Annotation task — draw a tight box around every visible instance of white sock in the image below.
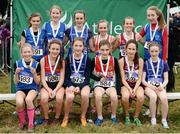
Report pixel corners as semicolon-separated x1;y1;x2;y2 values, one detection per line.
98;115;103;120
162;118;167;122
111;115;116;119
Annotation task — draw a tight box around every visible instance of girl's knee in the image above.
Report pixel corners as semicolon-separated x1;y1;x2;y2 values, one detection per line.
40;97;49;104
56;96;64;103
149;94;157;102
160;96;168;104
81;93;89;100
110;94;118;102
137;94;144;102
121;94;129;102
25;97;34;105
66;94;75;102
95;93;102;100
16;99;24;107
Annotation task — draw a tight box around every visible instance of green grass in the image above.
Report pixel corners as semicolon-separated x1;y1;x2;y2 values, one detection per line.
0;71;180;133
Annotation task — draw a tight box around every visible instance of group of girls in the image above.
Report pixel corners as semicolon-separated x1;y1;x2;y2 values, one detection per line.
14;4;170;132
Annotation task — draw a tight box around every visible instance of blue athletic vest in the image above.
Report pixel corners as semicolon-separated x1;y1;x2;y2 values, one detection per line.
43;21;66;42
144;23;163;60
69;54;87;77
68;26;89;55
24;28;45;61
15;59;39;91
145;59;164;84
43;21;66;54
69;54;87;84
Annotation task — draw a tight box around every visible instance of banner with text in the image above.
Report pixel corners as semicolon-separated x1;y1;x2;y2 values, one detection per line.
12;0;167;92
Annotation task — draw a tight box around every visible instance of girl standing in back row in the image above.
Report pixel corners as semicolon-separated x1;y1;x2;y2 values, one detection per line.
113;16;139;58
63;10;94;55
18;12;45;62
43;5;66;55
137;6;168;61
94;19;115;55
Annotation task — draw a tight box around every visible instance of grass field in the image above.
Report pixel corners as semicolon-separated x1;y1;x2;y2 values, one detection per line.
0;71;180;133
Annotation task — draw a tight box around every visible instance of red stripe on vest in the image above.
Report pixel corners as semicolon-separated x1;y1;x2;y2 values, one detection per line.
95;55;114;77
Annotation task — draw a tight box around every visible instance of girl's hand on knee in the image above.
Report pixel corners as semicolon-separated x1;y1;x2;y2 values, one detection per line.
47;88;53;98
51;90;56;98
157;85;164;92
67;86;75;94
131;90;136;98
150;85;157;92
74;87;80;94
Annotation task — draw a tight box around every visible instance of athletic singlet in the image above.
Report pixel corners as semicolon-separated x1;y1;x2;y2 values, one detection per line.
123;57;139;88
93;55;116;88
119;32;136;58
94;34;113;54
68;25;89;55
43;21;66;54
24;28;45;61
145;59;164;86
69;54;87;84
16;59;39;90
44;55;61;83
144;23;163;60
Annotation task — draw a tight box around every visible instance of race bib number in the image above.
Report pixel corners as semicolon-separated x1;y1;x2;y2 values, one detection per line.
33;48;43;55
144;42;150;49
70;76;85;84
148;80;161;87
19;75;33;84
127;76;136;82
126;73;138;83
120;45;126;56
45;75;59;82
100;80;113;87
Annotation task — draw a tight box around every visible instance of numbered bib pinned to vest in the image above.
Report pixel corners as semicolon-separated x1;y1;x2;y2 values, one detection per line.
120;45;126;56
70;73;85;84
99;80;114;87
148;78;162;87
144;41;150;49
33;48;43;55
19;75;33;84
45;74;60;82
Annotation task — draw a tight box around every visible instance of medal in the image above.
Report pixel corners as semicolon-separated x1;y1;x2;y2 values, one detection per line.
123;32;134;42
74;25;85;38
149;58;160;79
149;58;161;86
48;55;60;75
30;27;40;47
72;53;84;75
125;56;134;79
50;21;61;38
150;23;158;41
99;56;110;77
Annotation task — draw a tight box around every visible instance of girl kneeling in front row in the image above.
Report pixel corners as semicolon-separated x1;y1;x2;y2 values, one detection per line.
142;42;169;128
119;40;144;127
40;39;65;125
91;39;120;126
61;37;91;127
14;44;40;132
